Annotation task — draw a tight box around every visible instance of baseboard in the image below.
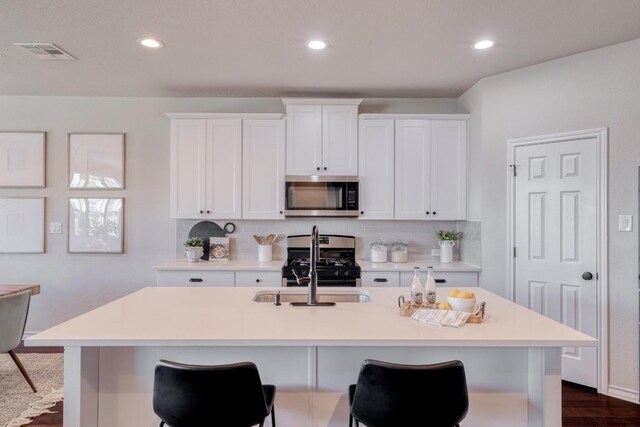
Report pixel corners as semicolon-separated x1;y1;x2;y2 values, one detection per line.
22;331;41;340
607;385;640;404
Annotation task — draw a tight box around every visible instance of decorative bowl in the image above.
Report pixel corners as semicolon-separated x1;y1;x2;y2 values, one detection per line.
447;296;477;313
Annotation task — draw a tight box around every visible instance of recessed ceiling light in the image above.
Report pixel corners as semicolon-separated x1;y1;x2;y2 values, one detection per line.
306;40;327;50
474;40;495;50
138;38;164;49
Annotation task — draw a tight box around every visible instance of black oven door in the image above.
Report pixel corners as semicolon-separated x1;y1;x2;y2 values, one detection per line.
284;279;359;287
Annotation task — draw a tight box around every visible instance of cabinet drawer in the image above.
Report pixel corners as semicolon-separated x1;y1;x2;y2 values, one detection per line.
157;271;235;287
400;271;478;287
235;271;282;287
361;272;400;287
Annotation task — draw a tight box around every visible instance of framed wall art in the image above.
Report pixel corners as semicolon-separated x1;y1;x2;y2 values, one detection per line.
0;197;45;253
69;133;125;189
68;198;124;253
0;132;46;187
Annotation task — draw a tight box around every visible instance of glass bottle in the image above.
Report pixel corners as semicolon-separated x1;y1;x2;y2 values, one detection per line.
424;266;437;307
410;267;423;307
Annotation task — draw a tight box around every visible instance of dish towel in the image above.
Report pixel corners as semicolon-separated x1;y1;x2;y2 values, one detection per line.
411;308;471;328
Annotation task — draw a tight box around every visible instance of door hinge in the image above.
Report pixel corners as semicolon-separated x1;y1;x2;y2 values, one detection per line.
510;164;517;177
596;272;599;280
513;247;516;257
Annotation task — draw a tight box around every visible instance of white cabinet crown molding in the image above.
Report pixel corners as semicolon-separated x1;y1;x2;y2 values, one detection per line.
166;113;285;120
282;98;363;106
359;113;470;120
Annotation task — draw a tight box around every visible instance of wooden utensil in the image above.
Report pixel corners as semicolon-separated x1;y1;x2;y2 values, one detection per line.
253;235;263;245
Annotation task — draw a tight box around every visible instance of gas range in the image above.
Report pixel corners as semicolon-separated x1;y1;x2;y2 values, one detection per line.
282;235;361;287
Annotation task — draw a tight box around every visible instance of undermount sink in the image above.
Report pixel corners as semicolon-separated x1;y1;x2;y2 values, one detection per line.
253;290;372;303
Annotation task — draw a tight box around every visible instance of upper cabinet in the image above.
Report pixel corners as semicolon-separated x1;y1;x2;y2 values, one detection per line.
359;114;468;221
284;99;361;176
242;119;286;220
358;119;395;220
168;113;284;220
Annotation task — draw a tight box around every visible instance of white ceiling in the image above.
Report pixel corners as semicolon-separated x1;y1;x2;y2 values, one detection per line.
1;0;640;98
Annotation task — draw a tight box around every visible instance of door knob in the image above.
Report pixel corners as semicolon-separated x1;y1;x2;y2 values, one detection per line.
582;272;594;280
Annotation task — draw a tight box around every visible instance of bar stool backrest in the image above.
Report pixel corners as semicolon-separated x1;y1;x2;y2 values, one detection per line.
351;359;469;427
153;360;269;427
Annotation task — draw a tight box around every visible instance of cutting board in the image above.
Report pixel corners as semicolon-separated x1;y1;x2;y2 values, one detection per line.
188;221;225;260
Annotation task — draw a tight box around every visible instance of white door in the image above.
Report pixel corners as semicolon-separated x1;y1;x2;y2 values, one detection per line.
430;120;467;220
514;137;598;387
322;105;358;175
358;119;394;220
206;119;242;219
170;119;207;218
242;119;286;220
286;104;322;175
394;120;430;220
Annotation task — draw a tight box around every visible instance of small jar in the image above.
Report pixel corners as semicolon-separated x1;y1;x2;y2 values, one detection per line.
391;240;409;263
370;239;388;263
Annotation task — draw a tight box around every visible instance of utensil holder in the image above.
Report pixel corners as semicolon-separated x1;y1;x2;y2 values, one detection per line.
258;244;273;262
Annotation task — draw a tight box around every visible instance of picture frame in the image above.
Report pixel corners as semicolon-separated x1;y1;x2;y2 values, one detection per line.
68;198;124;254
0;197;45;253
0;131;46;188
69;133;125;189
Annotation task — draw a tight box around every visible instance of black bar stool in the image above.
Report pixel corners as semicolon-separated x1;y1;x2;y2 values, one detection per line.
153;360;276;427
348;359;468;427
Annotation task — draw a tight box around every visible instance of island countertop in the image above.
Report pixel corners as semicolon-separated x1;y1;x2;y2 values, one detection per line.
27;287;596;348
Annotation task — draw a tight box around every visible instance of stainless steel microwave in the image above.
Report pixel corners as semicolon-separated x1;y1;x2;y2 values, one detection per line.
284;176;359;217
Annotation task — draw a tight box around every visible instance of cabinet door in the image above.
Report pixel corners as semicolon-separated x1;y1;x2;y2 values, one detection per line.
394;120;431;220
361;272;400;287
322;105;358;175
235;271;282;287
358;119;394;219
170;119;207;218
430;120;467;220
157;271;235;287
206;119;242;219
242;119;286;220
286;105;322;175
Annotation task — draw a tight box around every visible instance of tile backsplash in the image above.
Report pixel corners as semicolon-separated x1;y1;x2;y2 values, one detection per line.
175;219;479;265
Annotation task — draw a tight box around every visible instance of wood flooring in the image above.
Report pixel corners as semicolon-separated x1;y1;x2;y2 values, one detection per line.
13;344;640;426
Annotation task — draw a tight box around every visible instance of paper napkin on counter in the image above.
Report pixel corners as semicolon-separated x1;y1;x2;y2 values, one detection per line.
411;308;471;328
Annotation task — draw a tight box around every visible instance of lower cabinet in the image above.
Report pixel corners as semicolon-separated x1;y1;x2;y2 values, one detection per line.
156;270;281;287
235;271;282;287
156;271;235;287
399;271;478;287
361;272;401;287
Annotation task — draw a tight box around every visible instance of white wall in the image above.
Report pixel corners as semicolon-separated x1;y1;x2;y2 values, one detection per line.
0;96;458;334
457;39;640;394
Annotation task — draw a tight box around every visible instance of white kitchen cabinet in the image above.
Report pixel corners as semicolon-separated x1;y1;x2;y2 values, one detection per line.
358;119;395;219
393;118;467;220
242;119;286;219
394;120;431;220
235;271;282;287
170;119;207;218
170;118;242;219
156;270;235;287
430;120;467;220
361;272;401;287
284;99;361;176
399;271;478;287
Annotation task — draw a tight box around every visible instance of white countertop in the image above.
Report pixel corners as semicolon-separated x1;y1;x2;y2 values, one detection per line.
154;260;284;271
154;259;481;272
358;260;481;272
27;287;595;348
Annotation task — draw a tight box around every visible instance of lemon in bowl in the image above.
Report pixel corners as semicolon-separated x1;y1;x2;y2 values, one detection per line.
447;290;477;313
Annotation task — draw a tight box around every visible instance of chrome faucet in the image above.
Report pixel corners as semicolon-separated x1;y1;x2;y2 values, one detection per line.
290;225;335;307
308;225;319;304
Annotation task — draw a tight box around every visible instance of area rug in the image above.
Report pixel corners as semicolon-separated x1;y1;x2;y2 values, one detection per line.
0;353;63;427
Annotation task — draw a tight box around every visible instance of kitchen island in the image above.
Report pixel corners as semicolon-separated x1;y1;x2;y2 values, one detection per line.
27;287;596;427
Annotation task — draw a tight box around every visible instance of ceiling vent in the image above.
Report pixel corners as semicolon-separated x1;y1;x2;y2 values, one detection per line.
14;43;76;60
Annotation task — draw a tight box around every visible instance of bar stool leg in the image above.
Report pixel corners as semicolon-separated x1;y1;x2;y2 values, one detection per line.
8;350;37;392
271;405;276;427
